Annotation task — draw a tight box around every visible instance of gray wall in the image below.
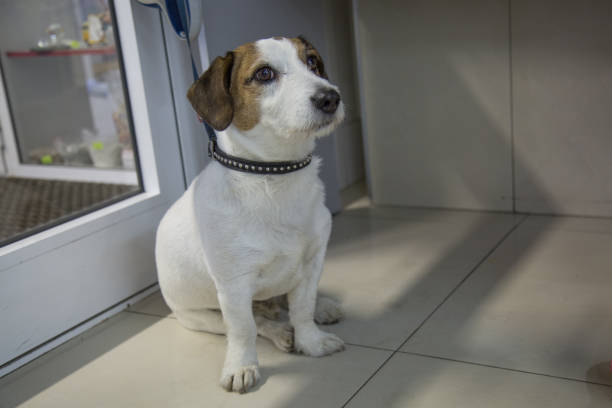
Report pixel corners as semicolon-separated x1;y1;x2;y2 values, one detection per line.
355;0;612;217
200;0;365;212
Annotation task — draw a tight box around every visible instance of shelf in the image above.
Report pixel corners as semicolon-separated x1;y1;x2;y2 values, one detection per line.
6;47;116;58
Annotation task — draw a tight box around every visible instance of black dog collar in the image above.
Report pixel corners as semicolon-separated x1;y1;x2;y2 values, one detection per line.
208;139;313;175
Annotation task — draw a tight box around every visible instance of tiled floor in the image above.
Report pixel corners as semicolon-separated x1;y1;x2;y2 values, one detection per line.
2;203;612;407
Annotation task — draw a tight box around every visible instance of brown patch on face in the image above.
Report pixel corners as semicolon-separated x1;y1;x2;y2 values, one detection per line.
290;36;328;79
186;42;264;131
229;42;264;131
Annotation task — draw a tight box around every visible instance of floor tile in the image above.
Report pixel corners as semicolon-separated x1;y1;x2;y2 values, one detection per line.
318;209;522;349
0;312;390;408
346;353;612;408
403;216;612;385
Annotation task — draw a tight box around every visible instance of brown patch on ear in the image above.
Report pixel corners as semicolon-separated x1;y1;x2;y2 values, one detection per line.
228;43;263;131
187;52;234;130
296;35;313;49
291;36;328;79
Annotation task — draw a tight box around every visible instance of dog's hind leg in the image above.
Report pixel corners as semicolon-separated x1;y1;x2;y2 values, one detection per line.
175;308;227;334
257;294;343;325
254;314;294;352
314;296;343;325
174;308;294;353
252;298;284;320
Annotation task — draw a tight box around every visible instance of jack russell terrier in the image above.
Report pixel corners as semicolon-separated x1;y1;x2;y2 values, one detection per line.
155;36;346;393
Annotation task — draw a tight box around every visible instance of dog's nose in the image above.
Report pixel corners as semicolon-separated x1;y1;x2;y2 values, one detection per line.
311;88;341;114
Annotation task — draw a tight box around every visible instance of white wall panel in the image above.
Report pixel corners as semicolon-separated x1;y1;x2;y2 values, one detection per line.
512;0;612;216
354;0;513;210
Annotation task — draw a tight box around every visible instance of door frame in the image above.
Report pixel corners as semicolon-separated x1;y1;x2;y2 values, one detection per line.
0;1;187;377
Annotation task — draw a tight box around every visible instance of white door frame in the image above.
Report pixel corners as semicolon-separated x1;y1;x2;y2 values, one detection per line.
0;2;188;376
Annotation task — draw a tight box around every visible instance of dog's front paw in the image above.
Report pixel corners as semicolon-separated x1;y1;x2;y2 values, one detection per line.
294;327;345;357
220;365;260;393
315;296;343;325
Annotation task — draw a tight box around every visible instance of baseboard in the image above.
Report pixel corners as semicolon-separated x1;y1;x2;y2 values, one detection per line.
0;283;160;379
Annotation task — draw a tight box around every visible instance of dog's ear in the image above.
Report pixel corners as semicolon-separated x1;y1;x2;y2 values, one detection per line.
187;51;234;130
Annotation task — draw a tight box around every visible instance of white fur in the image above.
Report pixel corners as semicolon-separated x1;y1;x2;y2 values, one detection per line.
155;38;345;393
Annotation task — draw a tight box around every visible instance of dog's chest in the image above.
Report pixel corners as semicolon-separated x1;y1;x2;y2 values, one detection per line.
197;165;329;296
250;208;323;299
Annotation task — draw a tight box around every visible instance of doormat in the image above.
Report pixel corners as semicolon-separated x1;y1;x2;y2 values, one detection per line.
0;176;138;245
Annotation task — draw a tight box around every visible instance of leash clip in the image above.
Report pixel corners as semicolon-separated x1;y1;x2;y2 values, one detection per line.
208;139;217;157
207;139;215;158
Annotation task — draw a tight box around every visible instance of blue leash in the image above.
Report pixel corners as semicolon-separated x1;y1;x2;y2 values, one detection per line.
140;0;217;155
173;0;218;154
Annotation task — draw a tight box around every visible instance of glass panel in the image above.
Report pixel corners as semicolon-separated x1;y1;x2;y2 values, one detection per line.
0;0;142;246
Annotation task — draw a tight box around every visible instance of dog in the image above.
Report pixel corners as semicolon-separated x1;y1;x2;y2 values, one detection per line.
155;36;346;393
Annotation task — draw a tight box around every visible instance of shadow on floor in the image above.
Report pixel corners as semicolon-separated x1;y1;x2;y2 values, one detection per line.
0;312;160;407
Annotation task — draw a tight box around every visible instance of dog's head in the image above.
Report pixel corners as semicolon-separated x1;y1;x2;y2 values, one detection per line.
187;36;344;140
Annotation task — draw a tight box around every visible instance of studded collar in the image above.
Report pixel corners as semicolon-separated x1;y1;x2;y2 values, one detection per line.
208;139;313;175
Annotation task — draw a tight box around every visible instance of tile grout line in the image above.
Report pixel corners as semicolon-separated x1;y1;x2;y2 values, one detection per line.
397;350;612;389
339;347;401;408
395;214;528;351
340;214;529;407
345;342;395;352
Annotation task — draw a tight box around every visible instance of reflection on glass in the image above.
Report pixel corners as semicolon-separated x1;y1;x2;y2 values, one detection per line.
0;0;141;246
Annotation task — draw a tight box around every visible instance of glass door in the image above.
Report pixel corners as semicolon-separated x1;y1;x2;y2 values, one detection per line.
0;0;187;375
0;0;141;246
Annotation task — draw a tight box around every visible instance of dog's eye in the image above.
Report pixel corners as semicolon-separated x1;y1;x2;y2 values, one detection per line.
254;66;275;82
306;56;318;73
